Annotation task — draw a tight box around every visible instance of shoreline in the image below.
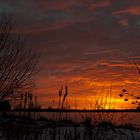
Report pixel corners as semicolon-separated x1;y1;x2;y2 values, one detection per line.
5;108;140;112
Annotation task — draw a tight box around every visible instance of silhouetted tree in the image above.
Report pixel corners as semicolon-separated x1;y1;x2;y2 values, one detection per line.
0;13;39;102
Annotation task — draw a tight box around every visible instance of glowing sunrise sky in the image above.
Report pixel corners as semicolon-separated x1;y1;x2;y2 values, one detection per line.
1;0;140;109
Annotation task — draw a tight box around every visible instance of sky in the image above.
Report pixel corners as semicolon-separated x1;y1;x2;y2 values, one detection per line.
1;0;140;109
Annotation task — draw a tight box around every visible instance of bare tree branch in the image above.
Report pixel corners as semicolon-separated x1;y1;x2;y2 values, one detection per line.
0;14;40;102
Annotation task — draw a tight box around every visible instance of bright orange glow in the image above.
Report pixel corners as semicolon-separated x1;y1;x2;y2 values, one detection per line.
35;65;140;110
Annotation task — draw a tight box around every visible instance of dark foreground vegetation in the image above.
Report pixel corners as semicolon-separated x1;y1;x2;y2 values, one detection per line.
13;108;140;112
0;111;139;140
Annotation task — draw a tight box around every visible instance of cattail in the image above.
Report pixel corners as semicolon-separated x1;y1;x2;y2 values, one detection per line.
66;85;68;95
59;86;63;97
63;85;68;102
59;85;68;120
59;89;61;97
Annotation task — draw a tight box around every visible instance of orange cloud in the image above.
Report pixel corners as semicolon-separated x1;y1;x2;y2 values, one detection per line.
34;60;140;110
88;0;111;11
114;6;140;15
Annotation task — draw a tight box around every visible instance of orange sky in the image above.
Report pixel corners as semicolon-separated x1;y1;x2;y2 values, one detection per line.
34;62;140;109
2;0;140;109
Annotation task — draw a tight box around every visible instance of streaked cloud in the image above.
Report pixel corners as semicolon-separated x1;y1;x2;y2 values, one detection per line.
0;0;140;109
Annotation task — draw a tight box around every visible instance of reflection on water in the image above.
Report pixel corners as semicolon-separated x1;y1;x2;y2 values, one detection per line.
41;112;140;126
3;111;140;128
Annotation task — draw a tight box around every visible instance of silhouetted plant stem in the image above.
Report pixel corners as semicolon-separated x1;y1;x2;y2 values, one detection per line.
59;85;68;121
75;96;77;123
